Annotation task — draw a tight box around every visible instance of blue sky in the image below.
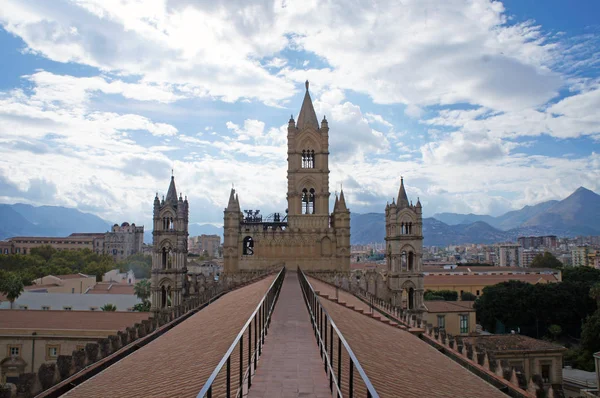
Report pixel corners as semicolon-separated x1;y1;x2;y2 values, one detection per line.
0;0;599;229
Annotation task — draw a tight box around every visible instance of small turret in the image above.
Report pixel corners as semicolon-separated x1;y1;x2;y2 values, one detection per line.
166;175;178;206
226;188;237;211
416;197;422;214
321;115;328;131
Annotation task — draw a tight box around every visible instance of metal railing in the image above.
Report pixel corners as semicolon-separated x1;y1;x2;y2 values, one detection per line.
298;267;379;398
197;266;286;398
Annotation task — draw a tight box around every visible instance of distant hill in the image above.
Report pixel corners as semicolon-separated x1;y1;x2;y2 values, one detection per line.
522;187;600;234
0;203;113;241
352;187;600;246
432;200;558;230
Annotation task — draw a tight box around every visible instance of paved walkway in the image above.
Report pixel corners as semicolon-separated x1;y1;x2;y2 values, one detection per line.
248;272;332;398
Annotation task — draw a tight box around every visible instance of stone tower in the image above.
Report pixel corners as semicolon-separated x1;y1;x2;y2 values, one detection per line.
385;178;425;315
150;175;189;314
223;187;242;273
222;81;350;272
286;81;330;230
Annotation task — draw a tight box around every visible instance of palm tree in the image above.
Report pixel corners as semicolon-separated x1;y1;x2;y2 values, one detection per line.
134;280;151;303
0;273;24;309
101;303;117;311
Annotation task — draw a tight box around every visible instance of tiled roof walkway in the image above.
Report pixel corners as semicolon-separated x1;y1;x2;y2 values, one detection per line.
247;271;331;398
62;275;276;398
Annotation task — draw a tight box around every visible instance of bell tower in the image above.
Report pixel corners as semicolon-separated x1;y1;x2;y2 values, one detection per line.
150;175;189;314
286;81;330;229
385;178;425;315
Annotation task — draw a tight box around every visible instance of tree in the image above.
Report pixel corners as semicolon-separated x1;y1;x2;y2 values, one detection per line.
590;282;600;307
530;251;563;269
134;280;151;303
547;324;562;341
101;303;117;311
424;290;458;301
132;301;151;312
29;245;56;262
0;272;25;309
461;291;477;301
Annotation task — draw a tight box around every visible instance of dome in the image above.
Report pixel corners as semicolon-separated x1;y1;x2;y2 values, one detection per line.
121;222;130;227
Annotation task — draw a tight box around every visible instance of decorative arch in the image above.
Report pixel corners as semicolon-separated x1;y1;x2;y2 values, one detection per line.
296;131;322;152
321;236;332;256
401;280;416;290
242;236;254;255
296;176;318;194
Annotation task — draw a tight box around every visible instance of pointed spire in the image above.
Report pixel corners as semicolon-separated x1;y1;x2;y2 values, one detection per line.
334;194;339;212
226;188;237;211
397;177;409;207
166;175;178;205
338;189;348;211
296;80;319;130
416;197;422;208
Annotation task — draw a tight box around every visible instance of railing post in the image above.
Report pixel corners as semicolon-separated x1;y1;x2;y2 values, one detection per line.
337;336;342;397
349;359;354;398
329;324;334;392
226;357;230;398
248;321;252;390
254;313;258;369
239;334;243;391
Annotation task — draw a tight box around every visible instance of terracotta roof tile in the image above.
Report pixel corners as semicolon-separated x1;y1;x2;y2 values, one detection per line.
424;300;475;313
425;274;558;286
63;275;276;398
318;296;507;397
86;283;135;295
0;310;149;331
56;273;92;280
462;335;566;353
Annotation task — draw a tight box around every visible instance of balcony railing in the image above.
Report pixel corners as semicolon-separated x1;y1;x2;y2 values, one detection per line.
197;266;286;398
297;267;379;398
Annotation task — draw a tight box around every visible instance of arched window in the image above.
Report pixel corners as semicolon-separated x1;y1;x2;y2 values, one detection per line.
408;252;414;271
301;149;315;168
161;247;167;269
242;236;254;255
309;188;315;214
401;251;407;271
161;286;167;308
408;287;415;310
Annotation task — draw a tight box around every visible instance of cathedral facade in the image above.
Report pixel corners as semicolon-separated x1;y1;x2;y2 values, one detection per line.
385;178;425;313
150;176;189;314
223;82;350;272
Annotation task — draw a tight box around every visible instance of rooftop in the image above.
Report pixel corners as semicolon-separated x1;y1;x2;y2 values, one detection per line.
316;288;507;397
424;300;475;313
462;335;566;353
62;275;276;398
86;283;135;295
0;309;149;332
0;292;141;311
425;273;559;285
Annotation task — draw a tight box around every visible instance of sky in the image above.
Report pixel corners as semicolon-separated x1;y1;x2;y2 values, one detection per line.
0;0;599;229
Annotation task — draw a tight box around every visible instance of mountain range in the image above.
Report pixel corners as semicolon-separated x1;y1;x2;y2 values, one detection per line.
1;186;599;247
352;187;600;246
0;203;222;243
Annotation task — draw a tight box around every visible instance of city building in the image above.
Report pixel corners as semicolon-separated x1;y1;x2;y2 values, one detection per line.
423;300;476;336
0;310;149;384
187;260;222;279
424;273;560;298
5;224;144;261
498;243;522;267
223;82;350;272
150;175;189;314
188;234;221;257
572;245;590;267
0;292;141;311
589;250;600;269
85;283;136;295
518;235;557;249
520;249;544;268
102;269;136;284
462;335;566;390
7;234;104;254
28;274;97;294
98;222;144;261
0;240;14;255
